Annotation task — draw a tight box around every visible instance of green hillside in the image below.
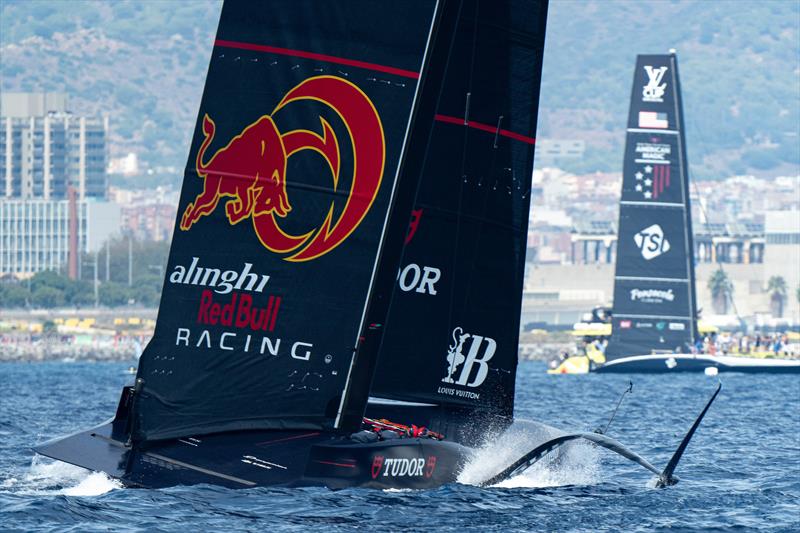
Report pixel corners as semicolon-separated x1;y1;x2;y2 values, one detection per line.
540;0;800;178
1;0;798;183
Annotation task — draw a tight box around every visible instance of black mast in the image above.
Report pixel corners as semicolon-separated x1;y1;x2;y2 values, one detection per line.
671;52;700;345
334;0;461;431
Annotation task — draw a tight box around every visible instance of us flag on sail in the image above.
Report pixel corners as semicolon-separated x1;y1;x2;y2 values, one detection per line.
649;164;670;199
634;163;671;200
638;111;668;129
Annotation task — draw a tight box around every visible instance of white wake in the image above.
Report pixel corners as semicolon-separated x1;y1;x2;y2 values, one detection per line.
458;419;602;488
3;455;122;496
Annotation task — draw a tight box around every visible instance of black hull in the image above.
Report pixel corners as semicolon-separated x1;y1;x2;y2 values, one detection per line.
594;354;800;374
33;389;469;490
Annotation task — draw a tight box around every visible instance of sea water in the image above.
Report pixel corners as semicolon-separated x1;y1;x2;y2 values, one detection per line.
1;361;798;532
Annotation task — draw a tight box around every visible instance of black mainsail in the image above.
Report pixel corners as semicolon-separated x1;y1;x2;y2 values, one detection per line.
366;1;549;439
132;0;440;441
606;53;699;360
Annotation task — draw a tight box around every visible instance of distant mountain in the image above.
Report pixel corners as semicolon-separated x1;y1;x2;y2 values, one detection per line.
540;0;800;178
0;0;222;185
1;0;798;185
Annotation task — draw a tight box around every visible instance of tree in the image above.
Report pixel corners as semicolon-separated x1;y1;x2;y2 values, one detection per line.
31;286;65;308
99;282;132;307
708;269;733;314
766;276;787;318
0;283;29;308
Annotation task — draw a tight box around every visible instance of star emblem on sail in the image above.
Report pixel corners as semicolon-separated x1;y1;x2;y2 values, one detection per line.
633;163;670;200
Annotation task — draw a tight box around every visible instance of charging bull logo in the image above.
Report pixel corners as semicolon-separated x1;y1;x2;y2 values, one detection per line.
180;76;386;262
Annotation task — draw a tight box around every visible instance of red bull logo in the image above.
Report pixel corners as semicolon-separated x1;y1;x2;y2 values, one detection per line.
180;75;385;262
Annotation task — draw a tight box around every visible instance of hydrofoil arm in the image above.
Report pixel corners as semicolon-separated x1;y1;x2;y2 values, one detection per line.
480;383;721;488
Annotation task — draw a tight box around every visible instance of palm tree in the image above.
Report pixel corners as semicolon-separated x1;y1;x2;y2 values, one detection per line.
708;268;733;314
766;276;787;318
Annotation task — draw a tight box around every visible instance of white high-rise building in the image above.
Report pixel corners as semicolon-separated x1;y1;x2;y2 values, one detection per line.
0;92;108;200
0;92;119;277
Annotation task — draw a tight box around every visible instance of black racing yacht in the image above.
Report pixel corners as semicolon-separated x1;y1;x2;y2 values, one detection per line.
36;1;719;489
552;52;800;374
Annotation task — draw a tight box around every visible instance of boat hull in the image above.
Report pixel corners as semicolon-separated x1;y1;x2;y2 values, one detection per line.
594;354;800;374
33;389;470;489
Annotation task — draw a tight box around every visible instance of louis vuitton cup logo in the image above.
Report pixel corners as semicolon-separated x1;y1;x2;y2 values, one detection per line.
443;327;496;388
642;65;668;103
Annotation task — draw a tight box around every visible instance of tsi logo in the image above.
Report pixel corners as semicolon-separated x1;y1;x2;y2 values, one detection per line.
642;65;668;102
634;224;670;260
443;327;496;387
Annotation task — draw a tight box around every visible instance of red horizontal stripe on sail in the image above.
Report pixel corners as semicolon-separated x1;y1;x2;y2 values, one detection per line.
434;114;536;145
215;39;420;79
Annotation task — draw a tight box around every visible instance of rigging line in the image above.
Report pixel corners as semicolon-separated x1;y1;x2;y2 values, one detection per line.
684;101;743;323
445;0;480;350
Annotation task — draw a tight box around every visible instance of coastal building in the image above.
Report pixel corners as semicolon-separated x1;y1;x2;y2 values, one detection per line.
109;186;179;242
565;220;766;266
0;92;120;278
0;198;120;276
0;92;108;200
764;210;800;320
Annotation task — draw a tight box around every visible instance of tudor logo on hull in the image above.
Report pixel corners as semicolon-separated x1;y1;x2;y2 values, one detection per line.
370;456;437;479
180;76;386;262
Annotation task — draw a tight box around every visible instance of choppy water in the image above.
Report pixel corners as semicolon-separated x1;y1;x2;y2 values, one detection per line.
1;361;798;532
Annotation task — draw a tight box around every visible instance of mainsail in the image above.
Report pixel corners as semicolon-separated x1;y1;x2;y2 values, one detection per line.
365;0;549;433
606;53;698;359
132;0;440;441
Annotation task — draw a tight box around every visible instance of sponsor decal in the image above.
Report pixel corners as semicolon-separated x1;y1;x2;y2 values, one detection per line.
372;456;433;479
425;456;437;478
638;111;669;129
633;224;670;260
620;320;632;329
656;321;666;331
669;322;686;331
634;141;671;163
665;357;677;369
635;322;653;329
175;327;314;360
441;327;496;390
633;162;671;200
169;257;269;294
397;263;441;295
197;290;281;331
241;455;286;470
642;65;668;102
405;208;424;244
180;76;386;262
629;288;674;303
371;455;384;479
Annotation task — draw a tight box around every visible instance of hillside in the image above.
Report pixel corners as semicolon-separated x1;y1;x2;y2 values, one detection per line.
1;0;798;183
540;0;800;178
